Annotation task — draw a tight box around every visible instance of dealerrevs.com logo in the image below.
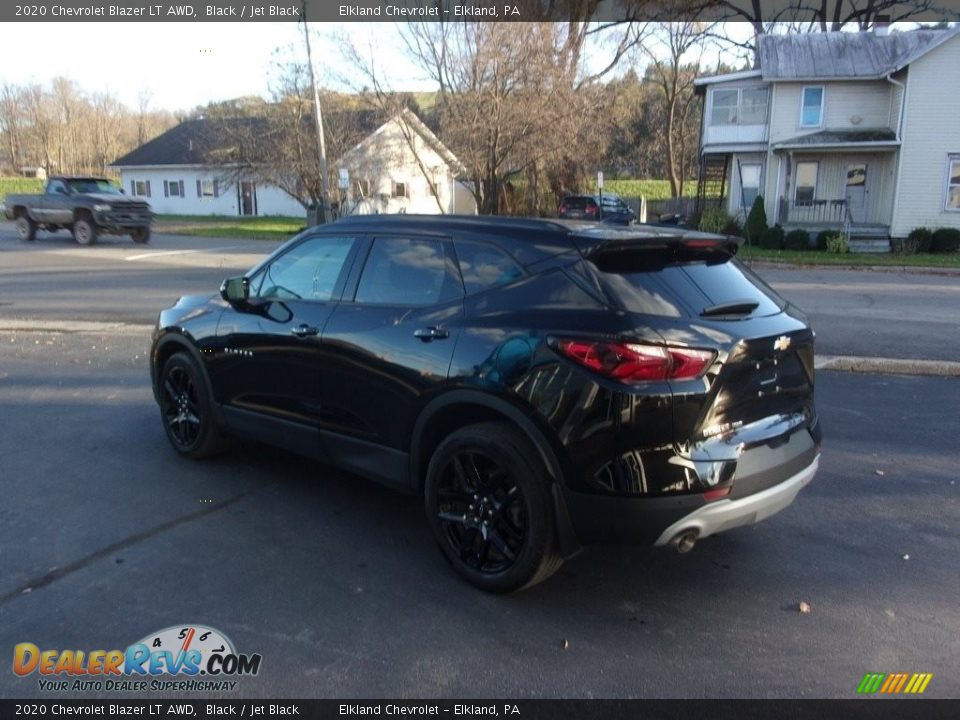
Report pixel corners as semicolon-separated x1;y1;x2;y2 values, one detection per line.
13;625;261;693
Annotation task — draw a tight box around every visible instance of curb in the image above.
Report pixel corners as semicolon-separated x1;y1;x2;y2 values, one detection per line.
815;355;960;378
745;261;960;277
0;320;154;335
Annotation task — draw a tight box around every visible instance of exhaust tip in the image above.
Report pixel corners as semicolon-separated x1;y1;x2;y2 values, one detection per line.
674;530;698;553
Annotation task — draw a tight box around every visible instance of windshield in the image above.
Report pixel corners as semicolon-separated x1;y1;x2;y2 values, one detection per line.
65;178;122;195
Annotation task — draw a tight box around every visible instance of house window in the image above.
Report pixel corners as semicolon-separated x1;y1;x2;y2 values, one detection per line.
164;179;184;198
710;87;768;126
946;156;960;211
801;87;824;127
197;179;218;199
794;161;818;205
710;89;739;126
132;180;151;198
739;163;762;208
391;181;408;199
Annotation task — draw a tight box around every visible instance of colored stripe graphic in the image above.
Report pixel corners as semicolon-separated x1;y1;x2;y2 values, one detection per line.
857;673;886;694
858;673;932;694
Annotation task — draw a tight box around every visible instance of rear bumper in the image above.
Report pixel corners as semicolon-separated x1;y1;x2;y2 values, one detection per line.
653;454;819;546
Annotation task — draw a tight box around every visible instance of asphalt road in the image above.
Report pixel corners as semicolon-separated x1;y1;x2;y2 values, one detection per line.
1;221;958;361
0;223;958;699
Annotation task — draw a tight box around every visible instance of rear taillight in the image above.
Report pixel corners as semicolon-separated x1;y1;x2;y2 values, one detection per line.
585;205;598;216
555;339;715;382
558;203;567;215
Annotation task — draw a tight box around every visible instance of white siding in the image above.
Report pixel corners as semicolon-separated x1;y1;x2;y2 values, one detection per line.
769;81;893;143
890;34;960;237
338;118;477;216
118;167;304;217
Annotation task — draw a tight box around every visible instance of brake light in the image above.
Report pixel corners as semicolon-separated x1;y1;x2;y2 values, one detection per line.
585;205;598;216
558;203;567;215
555;339;715;382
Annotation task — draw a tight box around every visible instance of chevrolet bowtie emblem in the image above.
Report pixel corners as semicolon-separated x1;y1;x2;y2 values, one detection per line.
774;335;792;352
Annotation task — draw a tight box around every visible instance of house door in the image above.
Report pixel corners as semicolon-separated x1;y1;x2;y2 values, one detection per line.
845;163;868;223
239;181;258;216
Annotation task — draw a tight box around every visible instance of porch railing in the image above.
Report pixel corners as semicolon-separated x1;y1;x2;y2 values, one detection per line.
778;198;848;226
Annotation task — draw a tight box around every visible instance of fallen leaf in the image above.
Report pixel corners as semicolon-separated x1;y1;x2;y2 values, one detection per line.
562;639;570;650
798;601;812;614
875;469;885;476
902;554;910;561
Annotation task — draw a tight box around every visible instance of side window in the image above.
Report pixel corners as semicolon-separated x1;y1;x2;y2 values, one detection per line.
454;239;525;294
47;181;67;195
355;237;461;306
255;236;355;301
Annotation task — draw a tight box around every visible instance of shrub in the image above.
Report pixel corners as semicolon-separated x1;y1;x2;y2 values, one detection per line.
906;227;933;253
825;232;849;254
930;227;960;253
722;217;743;236
698;207;732;234
815;229;839;251
760;225;785;250
744;195;769;243
784;229;811;251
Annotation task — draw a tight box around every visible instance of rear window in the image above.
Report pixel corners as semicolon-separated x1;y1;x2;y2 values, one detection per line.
586;254;784;318
563;197;594;209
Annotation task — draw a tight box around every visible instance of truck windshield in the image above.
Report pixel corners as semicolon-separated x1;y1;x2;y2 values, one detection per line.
65;179;122;194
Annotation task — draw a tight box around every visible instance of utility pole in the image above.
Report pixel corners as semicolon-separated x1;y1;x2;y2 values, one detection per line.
301;0;332;223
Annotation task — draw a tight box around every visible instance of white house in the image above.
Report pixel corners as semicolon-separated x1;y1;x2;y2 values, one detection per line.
110;110;476;218
694;26;960;241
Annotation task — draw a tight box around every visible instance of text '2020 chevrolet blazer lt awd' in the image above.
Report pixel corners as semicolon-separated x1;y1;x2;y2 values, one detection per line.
151;215;821;592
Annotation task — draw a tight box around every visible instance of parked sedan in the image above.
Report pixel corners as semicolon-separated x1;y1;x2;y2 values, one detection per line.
151;215;820;592
558;194;636;224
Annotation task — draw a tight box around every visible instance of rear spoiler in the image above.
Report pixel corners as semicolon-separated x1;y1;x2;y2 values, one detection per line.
574;227;743;261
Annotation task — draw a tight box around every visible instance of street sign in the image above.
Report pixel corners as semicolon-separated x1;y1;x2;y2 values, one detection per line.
597;171;604;190
338;167;350;190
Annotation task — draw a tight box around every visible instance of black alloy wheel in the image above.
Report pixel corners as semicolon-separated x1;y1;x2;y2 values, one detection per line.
159;353;224;459
425;422;561;592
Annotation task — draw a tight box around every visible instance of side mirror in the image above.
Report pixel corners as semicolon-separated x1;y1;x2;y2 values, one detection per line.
220;276;249;304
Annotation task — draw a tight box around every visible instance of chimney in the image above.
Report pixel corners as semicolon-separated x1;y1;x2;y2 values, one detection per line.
874;15;891;36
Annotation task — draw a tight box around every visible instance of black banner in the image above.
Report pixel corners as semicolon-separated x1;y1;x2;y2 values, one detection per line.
2;0;960;23
2;700;960;720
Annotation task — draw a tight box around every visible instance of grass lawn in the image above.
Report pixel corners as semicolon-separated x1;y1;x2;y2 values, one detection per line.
738;245;960;269
154;214;306;241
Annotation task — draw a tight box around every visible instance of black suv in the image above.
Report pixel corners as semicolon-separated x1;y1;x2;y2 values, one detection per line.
151;215;820;592
558;194;636;224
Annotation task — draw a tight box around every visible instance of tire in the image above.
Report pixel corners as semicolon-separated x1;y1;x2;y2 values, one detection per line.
73;217;98;245
131;227;151;244
425;421;562;593
158;352;226;459
15;213;37;242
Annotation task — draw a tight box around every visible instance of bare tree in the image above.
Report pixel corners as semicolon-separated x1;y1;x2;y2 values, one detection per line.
637;23;715;198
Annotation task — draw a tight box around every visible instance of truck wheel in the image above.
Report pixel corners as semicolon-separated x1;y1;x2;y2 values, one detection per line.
131;227;151;244
15;214;37;242
73;217;98;246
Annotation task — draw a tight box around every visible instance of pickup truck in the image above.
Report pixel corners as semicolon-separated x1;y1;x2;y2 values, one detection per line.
4;176;153;245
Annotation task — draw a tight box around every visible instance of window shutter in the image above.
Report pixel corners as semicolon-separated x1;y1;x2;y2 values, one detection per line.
197;180;202;198
130;180;135;195
179;180;185;198
146;180;151;198
164;181;169;198
213;180;219;198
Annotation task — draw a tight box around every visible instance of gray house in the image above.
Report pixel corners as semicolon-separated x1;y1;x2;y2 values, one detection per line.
694;26;960;242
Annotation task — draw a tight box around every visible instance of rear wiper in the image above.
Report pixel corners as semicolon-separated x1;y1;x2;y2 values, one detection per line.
700;300;760;317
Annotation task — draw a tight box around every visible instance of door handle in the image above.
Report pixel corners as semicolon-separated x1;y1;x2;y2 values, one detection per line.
291;323;319;338
413;326;449;342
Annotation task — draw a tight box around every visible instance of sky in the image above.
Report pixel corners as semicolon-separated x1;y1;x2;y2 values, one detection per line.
0;22;761;114
0;22;434;112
